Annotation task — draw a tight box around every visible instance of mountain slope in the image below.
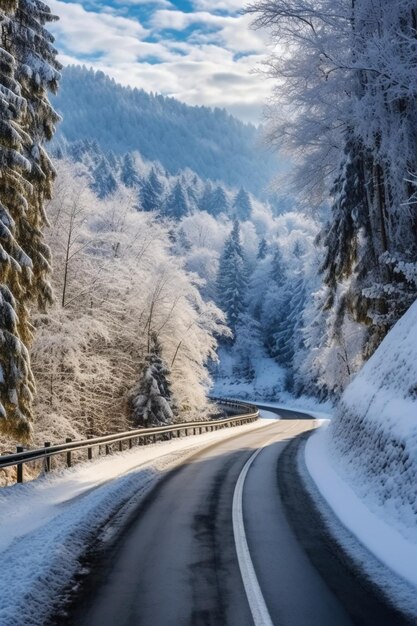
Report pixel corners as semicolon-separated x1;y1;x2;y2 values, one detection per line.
52;66;279;196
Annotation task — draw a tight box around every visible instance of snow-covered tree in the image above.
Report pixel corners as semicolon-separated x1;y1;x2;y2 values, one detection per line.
208;185;229;216
129;333;174;427
232;314;262;381
92;157;118;199
163;180;189;219
257;237;268;260
140;167;164;213
120;152;140;188
250;0;417;362
233;188;252;221
31;160;228;441
217;220;247;334
0;0;60;439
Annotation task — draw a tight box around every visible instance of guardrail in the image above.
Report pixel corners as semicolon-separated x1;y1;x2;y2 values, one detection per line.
0;398;259;484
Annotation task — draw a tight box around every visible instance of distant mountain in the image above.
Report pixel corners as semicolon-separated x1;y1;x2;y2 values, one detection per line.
52;66;280;196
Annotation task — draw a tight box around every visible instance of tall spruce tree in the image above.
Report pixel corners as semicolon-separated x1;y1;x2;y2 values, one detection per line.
162;180;189;219
233;188;252;221
120;152;140;188
209;185;229;216
217;220;247;334
257;237;268;260
92;157;118;199
0;0;60;438
140;167;163;213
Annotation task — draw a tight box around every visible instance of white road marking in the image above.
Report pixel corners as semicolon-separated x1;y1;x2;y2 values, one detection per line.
232;442;275;626
232;422;300;626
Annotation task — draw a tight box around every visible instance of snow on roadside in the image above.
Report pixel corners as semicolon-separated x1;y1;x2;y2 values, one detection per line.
220;396;332;420
256;398;332;420
0;418;273;626
304;425;417;617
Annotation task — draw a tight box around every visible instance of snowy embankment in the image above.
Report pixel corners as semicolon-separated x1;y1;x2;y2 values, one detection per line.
0;414;274;626
304;300;417;615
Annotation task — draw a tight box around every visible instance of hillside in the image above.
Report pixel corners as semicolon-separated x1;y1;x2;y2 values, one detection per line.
326;300;417;542
52;66;280;196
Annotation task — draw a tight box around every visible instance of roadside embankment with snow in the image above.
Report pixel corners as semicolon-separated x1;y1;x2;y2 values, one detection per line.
305;425;417;617
0;415;275;626
303;300;417;615
327;300;417;544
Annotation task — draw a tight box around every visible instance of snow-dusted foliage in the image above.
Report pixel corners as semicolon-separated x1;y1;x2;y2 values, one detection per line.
31;160;228;442
0;0;60;439
52;65;280;196
250;0;417;370
326;300;417;542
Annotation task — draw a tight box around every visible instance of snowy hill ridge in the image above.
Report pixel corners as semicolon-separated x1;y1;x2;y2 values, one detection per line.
52;66;280;196
327;300;417;541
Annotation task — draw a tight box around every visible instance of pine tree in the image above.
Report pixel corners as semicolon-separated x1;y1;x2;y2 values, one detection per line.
217;220;247;334
233;313;262;381
272;273;306;371
129;333;174;427
257;237;268;260
0;0;61;438
270;246;286;287
162;180;189;220
107;150;120;175
209;185;229;216
233;188;252;221
140;167;163;213
120;152;140;188
91;157;118;199
199;181;214;212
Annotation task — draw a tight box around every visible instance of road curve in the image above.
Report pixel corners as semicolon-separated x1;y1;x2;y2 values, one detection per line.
66;409;353;626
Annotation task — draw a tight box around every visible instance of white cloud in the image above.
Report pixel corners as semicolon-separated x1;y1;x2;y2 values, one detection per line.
191;0;245;12
49;0;272;123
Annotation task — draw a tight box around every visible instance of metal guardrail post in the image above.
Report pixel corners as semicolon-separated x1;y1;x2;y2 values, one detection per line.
66;439;72;467
16;447;24;483
44;442;51;472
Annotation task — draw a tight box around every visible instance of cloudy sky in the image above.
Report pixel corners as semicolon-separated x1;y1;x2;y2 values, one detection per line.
48;0;272;124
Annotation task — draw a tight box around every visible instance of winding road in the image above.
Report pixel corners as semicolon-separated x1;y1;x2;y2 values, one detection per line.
65;407;357;626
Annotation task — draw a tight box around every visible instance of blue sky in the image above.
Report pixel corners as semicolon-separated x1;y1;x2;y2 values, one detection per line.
48;0;272;123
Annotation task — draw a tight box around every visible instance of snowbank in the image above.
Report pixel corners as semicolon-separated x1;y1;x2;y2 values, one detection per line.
306;425;417;596
324;298;417;545
0;418;272;625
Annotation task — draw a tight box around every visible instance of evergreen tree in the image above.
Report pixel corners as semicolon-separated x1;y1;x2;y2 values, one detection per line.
129;333;174;427
107;150;120;175
217;220;247;334
233;188;252;220
233;314;262;381
120;152;140;188
162;180;189;220
91;157;118;199
199;181;214;212
140;167;163;213
272;273;306;371
0;0;61;438
270;246;286;287
257;237;268;260
209;185;229;216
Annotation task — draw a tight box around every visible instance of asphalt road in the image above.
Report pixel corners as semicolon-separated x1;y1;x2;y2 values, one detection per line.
67;408;355;626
